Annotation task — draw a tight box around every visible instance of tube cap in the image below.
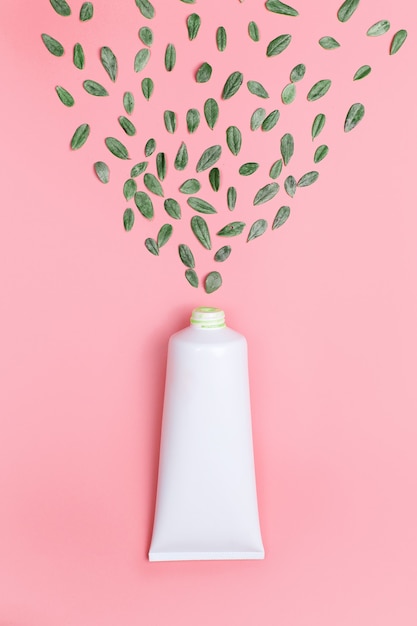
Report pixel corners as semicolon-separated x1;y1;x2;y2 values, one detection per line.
190;307;226;329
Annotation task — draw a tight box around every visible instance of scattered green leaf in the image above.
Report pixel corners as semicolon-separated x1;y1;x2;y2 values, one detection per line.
248;21;260;42
101;46;117;81
214;246;231;262
205;271;222;294
41;34;64;56
217;222;245;237
307;79;331;101
145;238;159;255
227;187;237;211
187;13;201;40
353;65;371;80
319;36;340;49
135;191;154;219
262;109;280;131
80;2;93;21
178;244;195;268
196;62;212;83
165;43;176;71
253;182;279;205
141;77;154;100
222;71;243;99
144;172;164;196
123;178;137;200
123;91;134;114
156;152;167;181
83;79;108;96
247;219;268;241
187;197;217;214
204;98;219;129
209;167;220;191
139;26;153;46
187;108;200;133
284;175;296;197
251;108;266;130
164;110;177;133
164;198;181;219
185;269;198;288
94;161;109;183
123;208;135;231
239;162;259;176
312;113;326;139
281;83;296;104
130;161;148;177
50;0;71;16
298;171;319;187
226;126;242;156
118;116;136;136
180;178;201;194
216;26;227;51
269;159;282;179
266;34;292;57
145;138;156;156
135;0;155;20
55;85;74;106
314;144;329;163
134;48;150;72
290;63;306;82
73;43;85;69
272;205;290;229
390;29;407;55
247;80;269;98
157;224;173;248
196;145;222;172
70;123;90;150
337;0;360;22
105;137;129;159
280;133;294;165
344;102;365;131
191;215;211;249
174;142;189;170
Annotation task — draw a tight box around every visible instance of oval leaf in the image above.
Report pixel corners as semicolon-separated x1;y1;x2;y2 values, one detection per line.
185;269;198;288
83;80;108;96
139;26;153;46
204;98;219;129
180;178;201;194
344;102;365;132
157;224;173;248
41;34;64;57
297;171;319;187
281;83;296;104
118;116;136;136
205;271;222;294
290;63;306;82
307;79;331;101
123;178;137;200
70;123;90;150
165;43;176;71
105;137;129;159
239;162;259;176
266;34;292;57
248;21;260;42
55;85;74;107
191;215;211;249
390;29;407;55
164;110;177;133
272;205;290;229
227;187;237;211
319;36;341;49
226;126;242;156
187;108;200;133
214;246;232;262
196;145;222;172
284;175;297;197
94;161;109;184
123;91;134;114
50;0;71;16
145;138;156;156
80;2;93;21
353;65;371;80
337;0;360;23
123;208;135;232
187;14;201;40
217;222;245;237
209;167;220;191
251;108;266;130
156;152;167;181
216;26;227;51
100;46;117;81
269;159;283;179
164;198;181;220
247;80;269;98
73;43;85;69
144;172;164;196
131;161;148;177
247;219;268;241
145;238;159;256
312;113;326;139
135;0;155;19
314;144;329;163
135;191;154;219
134;48;150;72
253;182;279;205
262;110;280;131
174;142;188;171
178;244;195;268
141;77;154;100
280;133;294;165
187;197;217;214
222;71;243;100
265;0;298;16
196;62;212;83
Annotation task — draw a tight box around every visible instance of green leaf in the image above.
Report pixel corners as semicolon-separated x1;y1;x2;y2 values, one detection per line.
204;98;219;129
134;48;150;72
187;197;217;214
174;142;189;170
41;34;64;57
239;162;259;176
130;161;148;177
227;187;237;211
337;0;360;23
216;26;227;51
307;79;331;101
247;80;269;98
178;244;195;268
196;145;222;172
251;108;266;130
123;178;137;200
100;46;117;81
180;0;196;3
314;144;329;163
262;110;280;131
144;172;164;197
253;182;279;205
94;161;109;183
280;133;294;165
139;26;153;46
180;179;201;194
222;71;243;99
226;126;242;156
284;175;296;197
80;2;93;21
191;215;211;249
269;159;282;179
214;246;231;262
319;36;341;49
312;113;326;139
135;0;155;19
205;271;222;294
118;116;136;136
123;91;134;114
247;219;268;241
105;137;129;159
145;138;156;156
145;238;159;256
390;29;407;55
70;123;90;150
196;62;212;83
272;205;290;229
281;83;296;104
353;65;371;80
141;77;154;100
187;14;201;40
50;0;71;16
164;110;177;133
164;198;181;220
165;43;176;71
266;34;292;57
298;171;319;187
290;63;306;82
156;152;167;181
157;224;173;248
185;269;198;288
217;222;245;237
187;108;200;133
55;85;74;107
73;43;84;69
209;167;220;191
83;80;108;96
344;102;365;132
265;0;299;16
135;191;154;219
248;21;260;42
123;208;135;232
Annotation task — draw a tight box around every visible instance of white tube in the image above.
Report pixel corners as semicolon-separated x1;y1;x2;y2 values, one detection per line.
149;307;264;562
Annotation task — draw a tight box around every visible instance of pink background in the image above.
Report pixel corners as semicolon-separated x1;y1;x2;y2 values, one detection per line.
1;0;416;623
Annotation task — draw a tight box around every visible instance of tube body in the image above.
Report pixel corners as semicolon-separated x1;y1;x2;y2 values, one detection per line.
149;312;264;561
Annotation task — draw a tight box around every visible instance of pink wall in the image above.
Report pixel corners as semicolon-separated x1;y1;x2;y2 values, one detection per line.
1;0;416;623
